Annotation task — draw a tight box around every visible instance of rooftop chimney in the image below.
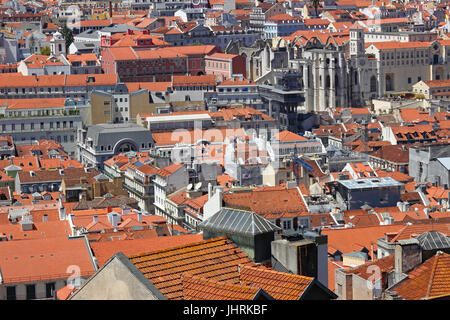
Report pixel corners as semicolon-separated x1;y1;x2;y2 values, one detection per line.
208;182;212;200
394;239;422;280
93;215;98;223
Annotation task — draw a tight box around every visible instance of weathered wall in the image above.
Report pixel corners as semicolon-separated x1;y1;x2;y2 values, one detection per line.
70;257;160;300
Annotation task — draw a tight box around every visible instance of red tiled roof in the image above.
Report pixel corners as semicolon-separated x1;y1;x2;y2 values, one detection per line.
156;163;183;177
172;75;216;86
275;130;308;142
56;285;77;300
0;220;71;241
400;109;435;124
0;237;95;284
375;169;414;183
393;252;450;300
239;265;313;300
89;234;203;267
342;254;395;280
328;260;344;292
369;144;409;164
128;236;257;300
182;274;261;300
222;186;307;219
217;173;236;187
367;41;431;50
322;224;406;254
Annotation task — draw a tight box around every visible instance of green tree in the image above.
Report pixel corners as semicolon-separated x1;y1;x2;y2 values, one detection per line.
61;24;74;51
40;46;51;56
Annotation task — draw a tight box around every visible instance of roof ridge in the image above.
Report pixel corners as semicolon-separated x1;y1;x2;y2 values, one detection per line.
239;264;313;281
128;236;229;259
425;252;445;298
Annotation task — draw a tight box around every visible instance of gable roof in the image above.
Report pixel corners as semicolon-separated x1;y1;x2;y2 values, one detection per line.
392;251;450;300
239;265;314;300
127;236;257;300
322;224;406;255
89;234;203;267
222;186;308;219
181;273;265;300
340;254;395;280
0;237;95;284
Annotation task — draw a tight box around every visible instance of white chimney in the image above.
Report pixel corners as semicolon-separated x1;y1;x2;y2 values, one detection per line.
137;212;142;223
107;212;120;227
58;202;66;220
208;183;212;199
93;215;98;223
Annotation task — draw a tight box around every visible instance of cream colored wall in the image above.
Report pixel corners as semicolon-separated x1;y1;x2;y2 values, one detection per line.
342;255;366;268
129;91;159;122
90;93;113;125
262;164;276;186
70;257;160;300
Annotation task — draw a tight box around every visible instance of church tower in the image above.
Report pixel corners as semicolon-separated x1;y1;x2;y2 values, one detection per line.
50;31;66;57
349;26;365;58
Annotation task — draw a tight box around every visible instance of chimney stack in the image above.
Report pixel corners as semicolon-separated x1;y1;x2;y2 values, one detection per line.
109;0;113;18
93;215;98;223
394;239;421;280
208;183;212;200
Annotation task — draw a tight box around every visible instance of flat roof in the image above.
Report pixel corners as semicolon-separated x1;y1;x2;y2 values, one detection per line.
338;177;403;190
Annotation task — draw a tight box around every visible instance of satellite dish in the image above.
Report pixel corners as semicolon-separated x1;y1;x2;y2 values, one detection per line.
186;184;193;191
194;182;202;190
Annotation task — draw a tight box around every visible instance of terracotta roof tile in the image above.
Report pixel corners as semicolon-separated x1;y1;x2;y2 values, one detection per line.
128;236;256;300
390;222;450;242
89;234;203;267
322;224;405;255
0;237;95;284
393;252;450;300
341;254;395;280
222;186;307;219
182;274;261;300
239;265;313;300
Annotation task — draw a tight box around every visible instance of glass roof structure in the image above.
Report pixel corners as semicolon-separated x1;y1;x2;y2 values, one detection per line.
198;207;281;236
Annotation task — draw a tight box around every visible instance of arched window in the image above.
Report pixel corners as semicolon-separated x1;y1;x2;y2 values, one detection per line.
385;74;394;91
370;76;377;93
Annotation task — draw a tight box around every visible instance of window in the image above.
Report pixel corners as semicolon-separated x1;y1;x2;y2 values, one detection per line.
46;282;56;298
26;284;36;300
6;286;16;300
